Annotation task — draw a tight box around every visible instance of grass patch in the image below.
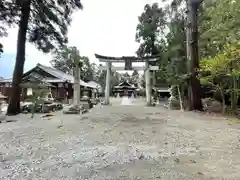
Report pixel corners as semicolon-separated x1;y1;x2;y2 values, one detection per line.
227;118;240;125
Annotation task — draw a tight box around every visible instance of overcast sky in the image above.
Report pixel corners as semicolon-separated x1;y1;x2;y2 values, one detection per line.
1;0;165;71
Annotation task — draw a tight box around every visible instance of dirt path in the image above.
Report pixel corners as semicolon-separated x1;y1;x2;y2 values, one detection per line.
0;98;239;179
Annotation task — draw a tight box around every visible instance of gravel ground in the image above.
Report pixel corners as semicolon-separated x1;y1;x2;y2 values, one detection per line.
0;98;240;180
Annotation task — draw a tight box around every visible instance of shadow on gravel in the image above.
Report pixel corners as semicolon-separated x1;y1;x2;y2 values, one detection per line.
120;115;166;126
0;119;18;123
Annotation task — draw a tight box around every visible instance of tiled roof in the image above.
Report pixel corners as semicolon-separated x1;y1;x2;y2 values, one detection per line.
117;81;134;87
0;64;97;89
87;81;101;89
36;63;92;88
0;78;12;83
44;79;66;83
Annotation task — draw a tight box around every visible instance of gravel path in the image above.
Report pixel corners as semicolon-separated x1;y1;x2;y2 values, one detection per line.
121;96;132;105
0;98;240;180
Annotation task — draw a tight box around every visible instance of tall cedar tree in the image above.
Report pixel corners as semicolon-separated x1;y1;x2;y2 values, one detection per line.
170;0;203;110
6;0;83;115
186;0;203;110
136;3;166;90
135;3;166;57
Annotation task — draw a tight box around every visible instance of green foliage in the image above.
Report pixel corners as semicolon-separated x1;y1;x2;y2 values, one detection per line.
28;0;83;52
25;89;48;102
200;44;240;75
51;46;77;74
0;1;17;56
95;67;106;89
111;71;120;90
198;0;240;112
200;0;240;57
93;69;121;92
166;58;186;84
1;0;83;52
135;3;166;56
51;46;95;82
132;70;139;78
80;56;94;82
156;10;187;87
200;44;240;110
131;70;140;86
135;1;188;89
5;0;83;115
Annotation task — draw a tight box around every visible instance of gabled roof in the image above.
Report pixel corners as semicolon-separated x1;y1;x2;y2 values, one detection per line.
118;81;134;87
33;64;93;88
114;81;137;89
0;78;12;83
21;74;55;88
0;64;97;89
87;81;102;89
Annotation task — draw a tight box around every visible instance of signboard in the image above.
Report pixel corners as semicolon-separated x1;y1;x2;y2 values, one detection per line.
149;66;159;71
124;60;132;70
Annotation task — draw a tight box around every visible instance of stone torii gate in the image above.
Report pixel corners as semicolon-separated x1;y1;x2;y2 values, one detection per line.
95;54;159;106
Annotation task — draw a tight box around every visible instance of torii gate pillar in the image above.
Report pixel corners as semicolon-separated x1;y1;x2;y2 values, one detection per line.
104;61;111;105
145;61;152;106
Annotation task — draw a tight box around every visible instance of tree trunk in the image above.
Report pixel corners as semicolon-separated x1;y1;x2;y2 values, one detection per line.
186;0;203;111
7;1;31;115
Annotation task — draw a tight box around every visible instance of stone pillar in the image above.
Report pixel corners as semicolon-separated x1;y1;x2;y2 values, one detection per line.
145;61;151;106
73;65;80;106
91;89;95;99
104;62;111;105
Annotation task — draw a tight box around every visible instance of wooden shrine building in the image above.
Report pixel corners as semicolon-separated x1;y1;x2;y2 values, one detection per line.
113;81;137;97
0;63;97;102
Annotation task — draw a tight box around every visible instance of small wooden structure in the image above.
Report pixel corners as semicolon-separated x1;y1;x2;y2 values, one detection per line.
95;54;159;105
113;81;137;97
